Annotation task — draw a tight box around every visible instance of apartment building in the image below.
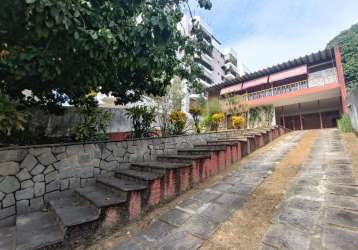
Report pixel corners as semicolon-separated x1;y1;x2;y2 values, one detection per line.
206;47;348;130
179;15;248;111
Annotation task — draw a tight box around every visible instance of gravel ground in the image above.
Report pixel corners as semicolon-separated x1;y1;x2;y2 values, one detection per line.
341;132;358;180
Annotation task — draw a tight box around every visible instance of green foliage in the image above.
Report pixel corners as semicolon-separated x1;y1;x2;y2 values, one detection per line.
337;114;353;133
0;0;211;110
248;106;273;128
200;97;223;131
169;111;187;135
126;106;156;139
327;23;358;91
210;112;225;131
74;95;111;141
224;93;249;115
152;77;185;137
189;107;202;133
0;94;28;137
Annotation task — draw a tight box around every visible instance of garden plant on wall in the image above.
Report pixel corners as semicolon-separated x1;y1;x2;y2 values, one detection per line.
248;105;274;128
201;97;225;131
224;93;249;129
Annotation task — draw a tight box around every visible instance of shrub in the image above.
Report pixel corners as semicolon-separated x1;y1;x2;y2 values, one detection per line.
232;115;246;129
169;111;187;135
337;114;353;133
189;107;202;133
74;95;112;141
0;94;28;137
126;106;156;139
211;112;225;131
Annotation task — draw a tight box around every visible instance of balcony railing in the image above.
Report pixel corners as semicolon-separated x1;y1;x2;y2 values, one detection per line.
246;80;309;101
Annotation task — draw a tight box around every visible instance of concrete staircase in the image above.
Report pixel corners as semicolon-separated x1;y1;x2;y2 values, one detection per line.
0;127;286;250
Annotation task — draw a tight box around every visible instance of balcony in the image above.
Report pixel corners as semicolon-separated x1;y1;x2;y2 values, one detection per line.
199;78;212;88
224;73;236;81
201;53;213;64
200;64;213;79
246;80;309;101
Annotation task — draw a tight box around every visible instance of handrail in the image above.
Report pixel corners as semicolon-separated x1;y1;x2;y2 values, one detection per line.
245;80;309;101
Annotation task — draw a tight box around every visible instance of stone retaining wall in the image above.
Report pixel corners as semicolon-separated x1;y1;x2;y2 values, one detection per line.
0;128;285;227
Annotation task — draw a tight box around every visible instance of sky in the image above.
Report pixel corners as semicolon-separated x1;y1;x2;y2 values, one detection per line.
188;0;358;72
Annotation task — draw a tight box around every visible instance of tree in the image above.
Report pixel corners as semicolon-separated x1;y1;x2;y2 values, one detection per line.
327;23;358;91
152;76;185;136
0;0;212;111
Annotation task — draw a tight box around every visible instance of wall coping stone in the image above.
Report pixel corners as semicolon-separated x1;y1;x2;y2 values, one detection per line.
0;126;281;152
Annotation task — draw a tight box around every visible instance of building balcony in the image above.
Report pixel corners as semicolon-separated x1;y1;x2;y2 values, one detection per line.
224;72;236;81
224;62;238;72
199;78;212;88
201;53;213;64
246;80;309;101
239;80;341;108
200;64;213;79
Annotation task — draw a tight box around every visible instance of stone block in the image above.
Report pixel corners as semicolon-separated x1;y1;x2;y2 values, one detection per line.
21;180;34;189
52;146;65;155
29;147;51;157
66;145;84;156
58;167;75;179
180;215;220;239
262;223;310;250
0;149;26;163
55;152;67;160
2;194;15;208
100;160;117;171
0;215;15;227
16;169;32;182
0;192;4;201
79;167;93;178
84;144;101;158
60;179;69;190
34;182;45;197
30;197;44;211
16;188;34;200
20;154;38;171
322;225;358;250
16;200;30;214
80;178;95;187
159;208;192;227
53;156;77;170
0;206;15;220
94;168;100;176
46;181;59;193
33;174;44;183
69;178;81;189
43;165;55;174
325;207;358;229
45;171;59;183
38;152;57;166
0;176;20;194
31;164;45;175
0;161;20;176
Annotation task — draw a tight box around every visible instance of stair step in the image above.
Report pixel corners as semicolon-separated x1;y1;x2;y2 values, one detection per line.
116;169;164;181
48;194;100;228
131;161;192;170
207;139;245;144
194;144;227;149
0;227;15;250
97;176;147;192
75;185;126;208
16;211;64;250
157;154;210;160
178;148;224;154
